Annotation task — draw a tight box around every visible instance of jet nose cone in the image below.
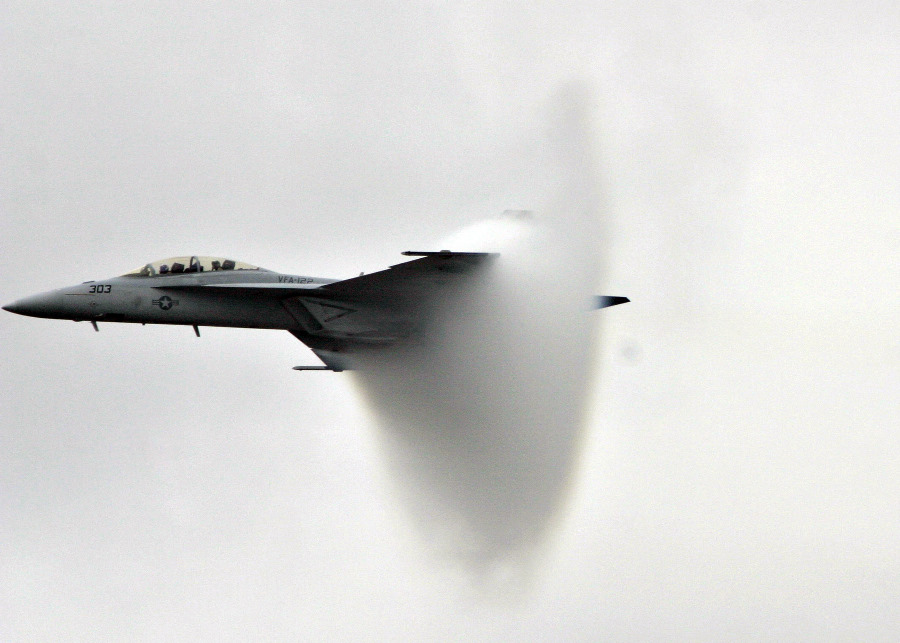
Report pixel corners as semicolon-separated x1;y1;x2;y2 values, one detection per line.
2;292;64;319
3;300;27;315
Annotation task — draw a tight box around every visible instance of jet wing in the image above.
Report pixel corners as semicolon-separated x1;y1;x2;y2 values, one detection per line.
278;251;498;347
316;251;497;306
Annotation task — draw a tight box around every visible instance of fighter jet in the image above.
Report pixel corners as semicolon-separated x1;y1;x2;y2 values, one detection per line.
3;251;629;371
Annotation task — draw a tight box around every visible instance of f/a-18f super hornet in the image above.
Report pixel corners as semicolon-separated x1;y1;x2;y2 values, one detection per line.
3;252;629;371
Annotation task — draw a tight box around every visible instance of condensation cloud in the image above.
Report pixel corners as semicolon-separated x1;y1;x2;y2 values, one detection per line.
353;89;609;571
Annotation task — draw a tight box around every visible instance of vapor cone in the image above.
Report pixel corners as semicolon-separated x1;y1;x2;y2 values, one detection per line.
355;88;606;569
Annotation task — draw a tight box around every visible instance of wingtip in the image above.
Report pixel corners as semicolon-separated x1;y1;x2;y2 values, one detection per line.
401;250;500;258
402;250;451;256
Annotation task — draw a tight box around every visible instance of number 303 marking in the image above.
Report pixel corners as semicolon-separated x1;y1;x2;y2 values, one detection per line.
89;284;112;293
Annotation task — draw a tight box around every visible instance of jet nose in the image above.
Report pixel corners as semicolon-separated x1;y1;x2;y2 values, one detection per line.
3;292;63;319
3;299;28;315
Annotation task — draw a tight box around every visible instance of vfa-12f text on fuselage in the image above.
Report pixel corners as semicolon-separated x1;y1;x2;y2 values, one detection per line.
4;252;629;371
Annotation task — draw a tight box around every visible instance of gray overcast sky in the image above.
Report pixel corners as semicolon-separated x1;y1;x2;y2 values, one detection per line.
1;2;897;640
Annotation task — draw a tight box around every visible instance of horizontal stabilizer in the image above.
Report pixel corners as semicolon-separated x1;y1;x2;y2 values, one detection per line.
594;295;630;309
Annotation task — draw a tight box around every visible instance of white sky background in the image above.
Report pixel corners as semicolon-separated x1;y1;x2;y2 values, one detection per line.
1;1;897;640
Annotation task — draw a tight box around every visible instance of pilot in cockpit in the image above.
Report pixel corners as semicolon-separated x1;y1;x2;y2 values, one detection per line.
124;256;260;278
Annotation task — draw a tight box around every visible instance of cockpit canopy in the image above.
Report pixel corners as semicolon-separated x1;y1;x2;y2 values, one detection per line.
123;256;265;277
